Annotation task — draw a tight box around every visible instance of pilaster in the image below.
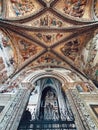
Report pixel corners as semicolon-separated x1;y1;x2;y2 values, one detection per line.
0;82;34;130
66;89;98;130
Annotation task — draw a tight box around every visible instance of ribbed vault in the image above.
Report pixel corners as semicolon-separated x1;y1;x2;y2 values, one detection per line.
0;0;98;86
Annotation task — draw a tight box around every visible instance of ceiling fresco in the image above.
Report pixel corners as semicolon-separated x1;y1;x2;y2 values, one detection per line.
33;32;64;46
61;38;81;61
6;0;42;19
0;29;17;81
23;11;72;28
0;0;2;16
94;0;98;18
0;0;98;84
53;33;92;63
26;32;73;47
17;39;43;61
54;0;93;20
30;52;64;67
7;32;45;68
81;33;98;81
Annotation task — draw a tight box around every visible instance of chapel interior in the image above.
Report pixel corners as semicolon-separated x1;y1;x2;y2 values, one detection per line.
0;0;98;130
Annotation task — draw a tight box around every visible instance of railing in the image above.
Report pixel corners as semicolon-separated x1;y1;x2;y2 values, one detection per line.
18;120;77;130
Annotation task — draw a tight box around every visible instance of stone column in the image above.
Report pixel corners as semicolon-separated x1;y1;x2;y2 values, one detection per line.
66;89;97;130
0;82;34;130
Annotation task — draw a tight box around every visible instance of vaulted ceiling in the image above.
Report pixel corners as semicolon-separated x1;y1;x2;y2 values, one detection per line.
0;0;98;85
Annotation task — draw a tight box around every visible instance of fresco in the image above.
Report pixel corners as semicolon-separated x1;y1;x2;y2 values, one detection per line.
9;0;41;17
63;0;87;17
67;72;82;81
81;34;98;81
10;0;34;16
33;15;63;27
94;0;98;18
18;40;42;60
61;39;80;61
0;0;2;16
23;11;73;27
0;30;15;76
25;11;74;28
55;0;87;18
76;82;95;92
37;53;61;64
0;84;18;93
34;32;64;46
31;53;62;66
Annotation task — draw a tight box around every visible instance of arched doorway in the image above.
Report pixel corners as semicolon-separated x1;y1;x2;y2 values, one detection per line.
18;77;77;130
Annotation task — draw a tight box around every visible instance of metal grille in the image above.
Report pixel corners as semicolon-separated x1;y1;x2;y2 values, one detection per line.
18;120;76;130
